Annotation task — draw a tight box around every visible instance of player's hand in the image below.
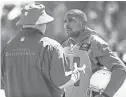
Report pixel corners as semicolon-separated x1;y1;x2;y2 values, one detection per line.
73;62;86;73
73;63;79;73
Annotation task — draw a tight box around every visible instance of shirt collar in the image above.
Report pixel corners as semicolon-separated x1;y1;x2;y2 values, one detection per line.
20;27;43;36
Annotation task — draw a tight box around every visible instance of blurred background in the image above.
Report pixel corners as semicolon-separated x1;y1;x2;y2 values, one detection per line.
1;1;126;64
1;1;126;97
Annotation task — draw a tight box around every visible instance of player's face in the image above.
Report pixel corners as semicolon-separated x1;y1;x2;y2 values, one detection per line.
64;14;84;38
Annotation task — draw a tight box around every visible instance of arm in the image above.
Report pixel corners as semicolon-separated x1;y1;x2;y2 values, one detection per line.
1;53;5;90
59;70;80;89
49;47;80;89
91;35;126;97
1;43;8;90
59;62;83;89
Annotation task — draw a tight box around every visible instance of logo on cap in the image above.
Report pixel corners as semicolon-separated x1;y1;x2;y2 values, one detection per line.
20;37;25;42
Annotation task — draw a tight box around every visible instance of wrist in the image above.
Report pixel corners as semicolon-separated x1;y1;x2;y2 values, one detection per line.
65;71;72;76
71;70;80;83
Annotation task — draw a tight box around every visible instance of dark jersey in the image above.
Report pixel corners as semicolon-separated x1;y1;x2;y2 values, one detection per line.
1;28;70;97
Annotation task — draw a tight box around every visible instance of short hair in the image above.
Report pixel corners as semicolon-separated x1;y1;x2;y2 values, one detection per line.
66;9;87;22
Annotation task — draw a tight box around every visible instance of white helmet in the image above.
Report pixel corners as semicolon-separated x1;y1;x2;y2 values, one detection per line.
89;69;112;93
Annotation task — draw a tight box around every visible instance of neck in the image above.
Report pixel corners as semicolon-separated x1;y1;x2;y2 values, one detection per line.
71;27;86;40
23;25;45;34
23;25;35;28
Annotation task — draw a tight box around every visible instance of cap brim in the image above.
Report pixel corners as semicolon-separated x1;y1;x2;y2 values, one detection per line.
36;12;54;24
16;12;54;26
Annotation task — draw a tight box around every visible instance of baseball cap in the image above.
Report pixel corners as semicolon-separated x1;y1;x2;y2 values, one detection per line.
65;9;87;22
16;3;54;26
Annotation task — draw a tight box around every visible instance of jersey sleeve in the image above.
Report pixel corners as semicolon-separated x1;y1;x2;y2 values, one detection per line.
1;43;8;89
90;35;126;71
49;47;71;87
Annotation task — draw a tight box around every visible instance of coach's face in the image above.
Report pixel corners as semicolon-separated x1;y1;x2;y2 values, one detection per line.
64;14;84;38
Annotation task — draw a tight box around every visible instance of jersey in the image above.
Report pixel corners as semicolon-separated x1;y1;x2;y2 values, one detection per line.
63;28;126;97
62;29;94;97
1;28;70;97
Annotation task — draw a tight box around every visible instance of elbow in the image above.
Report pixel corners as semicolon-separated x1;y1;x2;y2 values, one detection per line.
111;65;126;80
111;64;126;72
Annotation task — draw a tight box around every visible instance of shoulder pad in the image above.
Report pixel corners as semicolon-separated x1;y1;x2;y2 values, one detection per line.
40;37;64;58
